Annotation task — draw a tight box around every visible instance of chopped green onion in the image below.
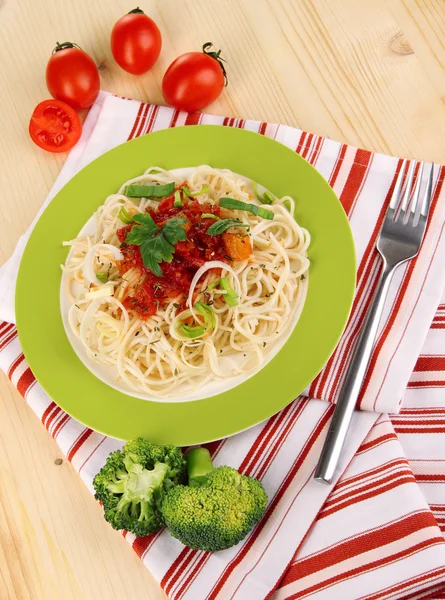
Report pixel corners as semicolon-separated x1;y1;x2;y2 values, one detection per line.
206;278;238;307
253;182;275;205
220;277;238;307
206;218;250;236
174;190;182;208
201;213;220;221
124;182;175;198
282;199;293;214
219;198;274;220
180;324;206;338
207;279;221;290
194;302;215;329
178;303;215;339
262;191;275;205
257;206;274;219
96;271;109;283
188;185;209;197
118;206;134;224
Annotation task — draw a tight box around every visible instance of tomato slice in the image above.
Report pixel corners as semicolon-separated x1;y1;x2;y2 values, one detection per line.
29;99;82;153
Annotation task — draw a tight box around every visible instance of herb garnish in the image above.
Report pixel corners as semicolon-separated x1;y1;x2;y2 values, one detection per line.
206;218;250;236
125;214;188;277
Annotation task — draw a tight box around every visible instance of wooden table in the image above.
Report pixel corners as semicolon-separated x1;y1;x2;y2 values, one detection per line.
1;1;445;598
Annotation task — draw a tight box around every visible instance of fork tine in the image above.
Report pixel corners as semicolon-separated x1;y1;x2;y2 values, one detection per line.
410;161;424;217
389;158;407;210
399;160;416;215
420;163;434;217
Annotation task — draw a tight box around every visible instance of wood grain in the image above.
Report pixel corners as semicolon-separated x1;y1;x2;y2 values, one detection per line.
1;0;445;598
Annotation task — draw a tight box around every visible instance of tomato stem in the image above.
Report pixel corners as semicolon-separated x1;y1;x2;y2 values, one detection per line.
52;41;82;54
202;42;228;86
128;7;144;14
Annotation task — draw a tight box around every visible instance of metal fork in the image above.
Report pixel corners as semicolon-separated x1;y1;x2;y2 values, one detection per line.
314;159;435;484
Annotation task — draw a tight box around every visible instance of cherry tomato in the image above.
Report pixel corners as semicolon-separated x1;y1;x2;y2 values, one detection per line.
46;42;100;110
111;8;162;75
162;43;227;112
29;99;82;153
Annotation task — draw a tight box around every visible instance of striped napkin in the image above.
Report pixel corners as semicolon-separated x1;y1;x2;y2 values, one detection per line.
1;91;445;599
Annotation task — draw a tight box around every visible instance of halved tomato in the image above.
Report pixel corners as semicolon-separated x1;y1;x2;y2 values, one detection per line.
29;99;82;153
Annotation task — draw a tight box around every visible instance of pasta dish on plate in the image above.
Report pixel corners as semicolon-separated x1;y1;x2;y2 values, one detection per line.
61;165;310;398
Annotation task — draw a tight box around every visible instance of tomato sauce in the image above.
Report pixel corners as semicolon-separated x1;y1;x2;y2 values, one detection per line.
116;187;231;319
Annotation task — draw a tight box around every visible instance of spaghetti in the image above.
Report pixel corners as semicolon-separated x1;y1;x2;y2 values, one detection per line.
62;166;310;398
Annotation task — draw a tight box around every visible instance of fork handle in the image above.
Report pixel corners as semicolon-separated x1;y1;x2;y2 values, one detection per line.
314;260;395;484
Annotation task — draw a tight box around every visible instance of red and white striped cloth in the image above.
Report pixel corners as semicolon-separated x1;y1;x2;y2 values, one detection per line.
1;91;445;599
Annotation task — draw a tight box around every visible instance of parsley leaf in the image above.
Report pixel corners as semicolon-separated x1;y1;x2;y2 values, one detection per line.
125;215;188;277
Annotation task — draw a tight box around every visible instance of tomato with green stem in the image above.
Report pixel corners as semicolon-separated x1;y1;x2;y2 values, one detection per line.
111;7;162;75
162;43;228;112
46;42;100;110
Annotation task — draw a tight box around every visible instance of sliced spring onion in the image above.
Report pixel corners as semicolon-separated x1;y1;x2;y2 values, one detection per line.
262;191;275;204
118;206;134;224
220;277;238;307
219;197;274;220
188;185;209;197
83;244;123;285
253;182;274;205
85;285;114;300
180;324;206;338
207;279;221;290
187;261;241;317
206;218;250;236
194;302;215;329
124;182;175;198
201;213;220;221
96;271;109;283
173;190;182;208
282;199;293;214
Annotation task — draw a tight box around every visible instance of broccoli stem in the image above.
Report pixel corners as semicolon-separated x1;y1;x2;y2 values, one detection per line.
186;447;214;487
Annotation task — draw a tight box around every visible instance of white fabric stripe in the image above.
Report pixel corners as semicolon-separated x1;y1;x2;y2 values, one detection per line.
313;138;342;182
200;114;226;125
410;461;445;477
419;484;445;505
404;387;445;407
410;371;445;383
151;105;177;132
396;433;445;460
242;119;262;133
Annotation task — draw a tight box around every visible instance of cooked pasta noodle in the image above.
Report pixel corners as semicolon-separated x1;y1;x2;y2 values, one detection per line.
62;166;310;398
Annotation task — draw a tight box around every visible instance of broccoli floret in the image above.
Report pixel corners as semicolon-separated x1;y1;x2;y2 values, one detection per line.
161;447;268;551
93;438;186;537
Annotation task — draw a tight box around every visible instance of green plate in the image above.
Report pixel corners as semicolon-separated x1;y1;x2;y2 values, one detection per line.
16;125;355;445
